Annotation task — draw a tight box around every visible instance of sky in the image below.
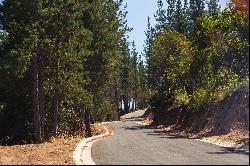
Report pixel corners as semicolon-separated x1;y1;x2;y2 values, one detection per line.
124;0;231;55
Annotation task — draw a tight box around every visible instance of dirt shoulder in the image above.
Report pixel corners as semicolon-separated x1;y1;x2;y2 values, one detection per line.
0;123;106;165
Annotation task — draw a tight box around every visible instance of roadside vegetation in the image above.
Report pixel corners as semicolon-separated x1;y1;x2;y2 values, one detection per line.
144;0;249;143
0;0;248;150
0;0;147;145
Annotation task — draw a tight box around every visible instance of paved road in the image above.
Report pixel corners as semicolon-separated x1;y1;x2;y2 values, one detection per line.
92;110;249;165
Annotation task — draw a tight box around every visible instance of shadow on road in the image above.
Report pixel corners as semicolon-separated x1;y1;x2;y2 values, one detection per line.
122;121;250;156
121;116;146;122
122;123;188;140
122;125;150;131
122;121;188;137
207;147;249;155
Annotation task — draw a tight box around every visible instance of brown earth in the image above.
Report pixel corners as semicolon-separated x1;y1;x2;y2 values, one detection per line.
144;84;249;147
0;123;106;165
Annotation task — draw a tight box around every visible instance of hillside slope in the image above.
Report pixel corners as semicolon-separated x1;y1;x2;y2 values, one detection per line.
146;84;249;146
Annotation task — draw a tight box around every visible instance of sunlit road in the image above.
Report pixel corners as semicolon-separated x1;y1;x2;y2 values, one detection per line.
92;110;249;165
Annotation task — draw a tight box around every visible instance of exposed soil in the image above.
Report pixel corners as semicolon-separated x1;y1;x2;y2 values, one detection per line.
0;123;106;165
145;84;249;148
0;136;81;165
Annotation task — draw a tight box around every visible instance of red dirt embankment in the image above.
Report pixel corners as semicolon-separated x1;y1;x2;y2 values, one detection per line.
145;84;249;146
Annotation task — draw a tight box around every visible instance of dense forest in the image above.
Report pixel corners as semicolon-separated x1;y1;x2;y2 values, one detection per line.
0;0;248;146
0;0;148;145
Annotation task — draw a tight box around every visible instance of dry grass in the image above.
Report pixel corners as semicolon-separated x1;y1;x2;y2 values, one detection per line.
0;123;108;165
0;136;81;165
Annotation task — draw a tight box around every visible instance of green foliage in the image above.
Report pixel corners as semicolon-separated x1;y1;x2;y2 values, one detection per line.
155;0;167;32
0;0;248;144
207;0;221;18
147;0;249;113
151;30;194;108
0;0;132;144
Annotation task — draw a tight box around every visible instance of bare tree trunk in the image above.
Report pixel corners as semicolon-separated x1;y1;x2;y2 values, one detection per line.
128;98;131;112
123;96;129;114
117;110;121;121
32;55;42;144
132;100;135;112
32;0;43;143
78;107;85;137
116;100;121;121
115;89;120;121
53;89;59;136
134;99;137;111
84;109;92;138
53;57;59;137
38;53;45;141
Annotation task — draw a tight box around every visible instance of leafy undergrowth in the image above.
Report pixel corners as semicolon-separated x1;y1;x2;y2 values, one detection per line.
0;124;106;165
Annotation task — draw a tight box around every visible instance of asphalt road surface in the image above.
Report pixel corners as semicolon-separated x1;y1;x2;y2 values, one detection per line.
92;110;249;165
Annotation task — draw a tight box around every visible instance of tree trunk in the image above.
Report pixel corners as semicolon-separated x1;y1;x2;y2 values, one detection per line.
134;99;137;111
128;98;131;112
78;108;85;137
53;89;59;136
115;89;120;121
117;110;121;121
124;96;129;114
132;100;135;112
38;53;45;141
31;55;42;144
84;109;92;138
32;0;44;143
53;57;59;137
116;100;121;121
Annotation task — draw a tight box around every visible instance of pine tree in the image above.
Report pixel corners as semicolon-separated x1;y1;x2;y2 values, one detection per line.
183;0;190;35
154;0;167;32
207;0;221;18
0;0;46;143
82;0;131;122
130;41;139;111
189;0;206;41
120;38;131;114
189;0;206;23
137;54;148;109
166;0;176;31
43;0;92;137
0;0;132;144
144;17;156;90
173;0;186;33
0;0;93;142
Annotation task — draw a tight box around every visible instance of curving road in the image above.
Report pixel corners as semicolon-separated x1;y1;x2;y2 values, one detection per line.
92;110;249;165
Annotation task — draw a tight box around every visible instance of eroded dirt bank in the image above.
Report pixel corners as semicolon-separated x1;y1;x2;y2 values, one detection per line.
143;85;249;148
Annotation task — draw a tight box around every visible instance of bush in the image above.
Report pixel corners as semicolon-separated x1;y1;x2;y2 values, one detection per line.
150;30;194;110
